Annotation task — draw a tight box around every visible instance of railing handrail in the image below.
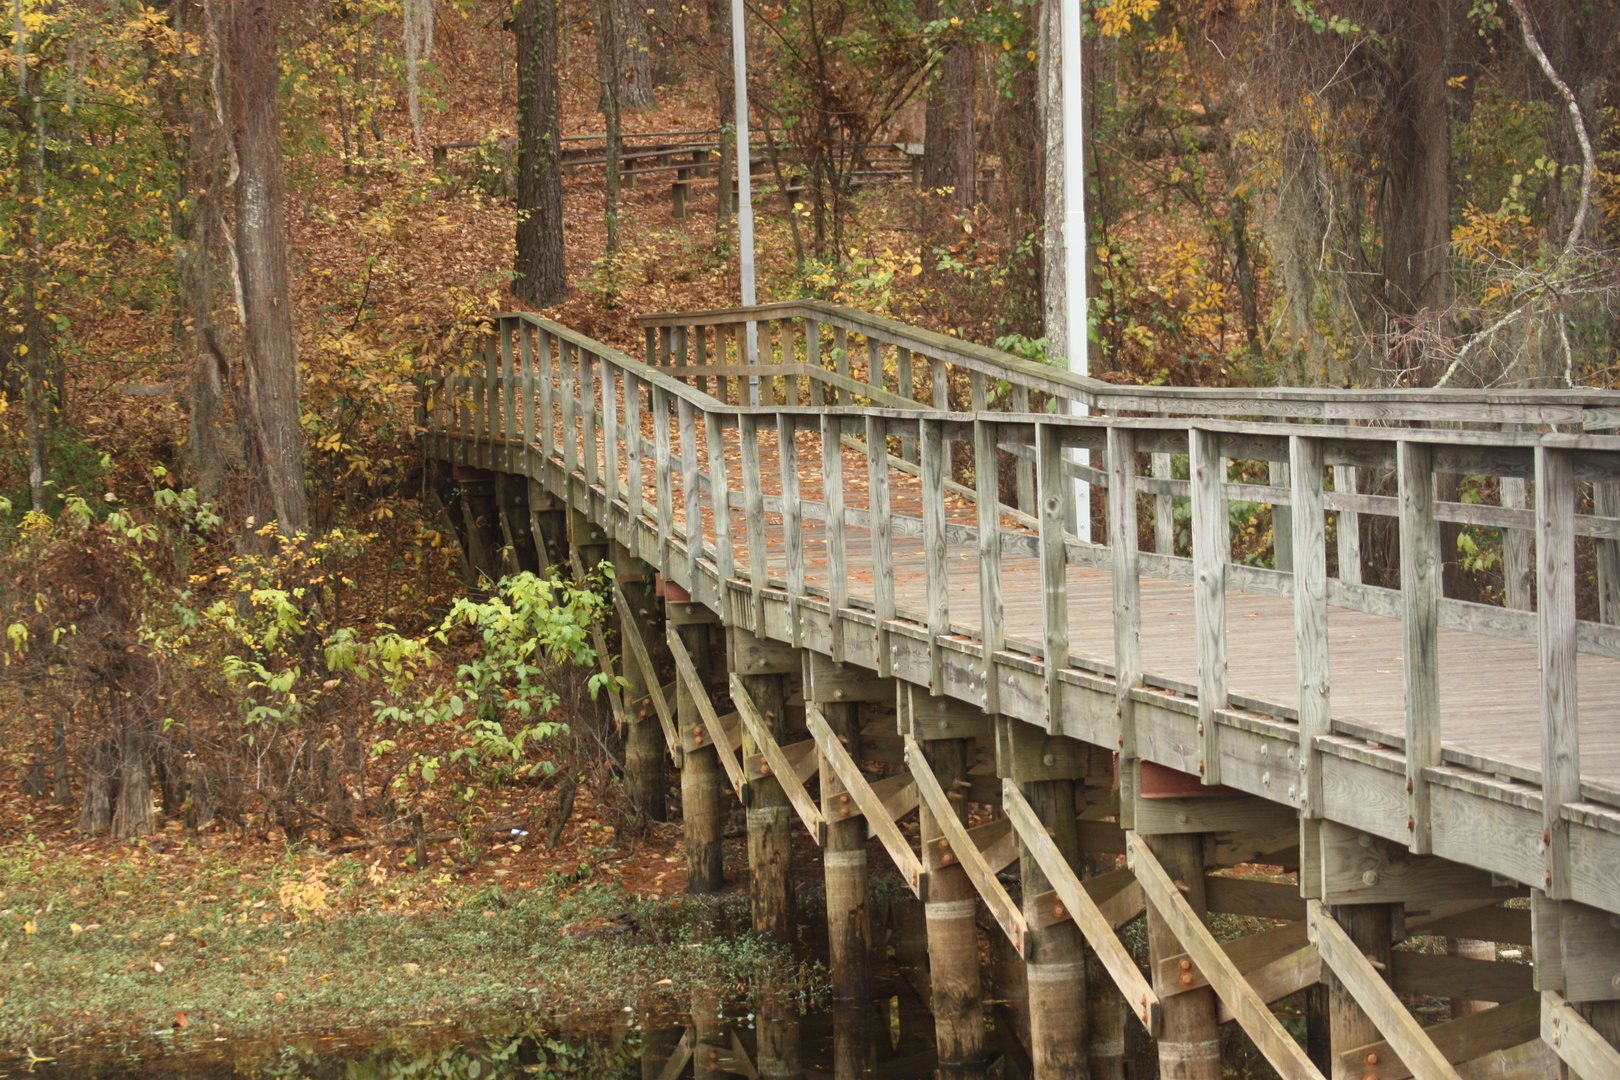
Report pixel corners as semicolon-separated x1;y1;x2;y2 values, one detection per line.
635;300;1620;426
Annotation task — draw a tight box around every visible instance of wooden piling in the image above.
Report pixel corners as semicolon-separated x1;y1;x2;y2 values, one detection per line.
1081;851;1126;1080
757;988;804;1080
918;736;987;1079
693;984;723;1080
1144;832;1221;1080
1019;780;1088;1080
618;570;666;822
831;998;879;1080
820;700;874;1001
740;661;794;943
676;618;724;893
1325;903;1393;1080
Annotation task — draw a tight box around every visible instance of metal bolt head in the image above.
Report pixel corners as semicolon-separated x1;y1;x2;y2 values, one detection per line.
1365;1052;1380;1067
1362;870;1379;887
1043;752;1056;767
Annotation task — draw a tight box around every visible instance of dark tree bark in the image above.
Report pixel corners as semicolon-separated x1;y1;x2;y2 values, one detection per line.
603;0;654;111
593;0;624;257
922;13;975;209
224;0;309;533
1380;5;1453;325
988;18;1041;337
514;0;566;307
708;0;734;236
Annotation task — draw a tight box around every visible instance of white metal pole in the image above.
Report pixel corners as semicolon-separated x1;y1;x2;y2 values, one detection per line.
1060;0;1090;541
730;0;760;403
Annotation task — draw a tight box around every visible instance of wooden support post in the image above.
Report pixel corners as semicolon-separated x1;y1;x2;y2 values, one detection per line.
1323;902;1395;1080
1018;777;1088;1080
1536;443;1578;899
677;618;724;893
693;985;723;1080
974;420;1005;714
1142;832;1222;1080
618;567;667;821
866;415;896;677
757;989;802;1080
1397;440;1440;854
735;629;794;944
1108;427;1141;779
779;413;804;646
819;697;874;1001
832;999;879;1080
921;418;949;693
918;733;988;1078
1292;435;1329;818
1190;427;1227;786
1035;423;1069;731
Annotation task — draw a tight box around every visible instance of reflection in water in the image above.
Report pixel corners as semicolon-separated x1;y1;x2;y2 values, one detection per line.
3;990;982;1080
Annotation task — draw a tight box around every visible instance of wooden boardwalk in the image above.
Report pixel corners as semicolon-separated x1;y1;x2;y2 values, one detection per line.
424;300;1620;1080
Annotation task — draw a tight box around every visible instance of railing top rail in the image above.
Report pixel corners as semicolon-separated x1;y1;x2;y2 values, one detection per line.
632;301;1620;425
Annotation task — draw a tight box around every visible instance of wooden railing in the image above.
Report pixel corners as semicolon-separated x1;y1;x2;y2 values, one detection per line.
424;309;1620;905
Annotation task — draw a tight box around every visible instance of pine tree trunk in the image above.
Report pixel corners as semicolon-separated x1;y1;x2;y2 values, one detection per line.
922;13;975;210
1380;5;1453;338
514;0;566;306
225;0;309;534
608;0;654;110
709;0;733;235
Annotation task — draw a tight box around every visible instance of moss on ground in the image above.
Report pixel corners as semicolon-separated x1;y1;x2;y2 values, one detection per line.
0;840;820;1058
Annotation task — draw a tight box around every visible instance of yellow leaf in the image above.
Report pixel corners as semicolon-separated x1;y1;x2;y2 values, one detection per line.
23;920;35;935
70;923;83;934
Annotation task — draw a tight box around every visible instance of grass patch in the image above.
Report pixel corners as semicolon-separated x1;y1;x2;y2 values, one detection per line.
0;838;822;1058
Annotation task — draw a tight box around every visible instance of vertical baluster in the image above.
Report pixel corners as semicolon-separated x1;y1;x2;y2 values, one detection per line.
1108;426;1141;768
970;371;987;411
760;322;777;408
867;336;882;399
1153;452;1175;555
601;360;619;508
457;365;472;440
1501;474;1532;611
774;320;793;409
481;330;497;441
975;419;1005;714
867;415;895;677
717;324;734;405
580;348;599;490
625;374;645;528
1333;465;1361;586
519;323;536;450
692;325;708;397
741;413;768;632
644;326;656;368
653;386;675;570
921;417;949;695
1536;443;1578;898
834;326;850;405
779;413;804;646
821;414;848;662
674;324;689;386
560;338;578;475
656;324;671;369
1036;422;1070;730
707;413;734;625
1270;459;1293;573
898;347;916;461
538;328;555;455
1397;439;1440;853
1191;426;1228;786
680;397;702;593
1291;435;1329;818
805;320;821;406
498;318;511;466
932;357;948;410
1597;478;1620;626
1012;385;1035;513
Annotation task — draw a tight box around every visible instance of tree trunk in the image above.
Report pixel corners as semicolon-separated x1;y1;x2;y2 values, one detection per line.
605;0;654;110
514;0;567;307
593;0;624;259
1038;0;1067;359
225;0;309;534
708;0;733;235
1380;4;1453;347
922;14;975;210
989;19;1042;339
